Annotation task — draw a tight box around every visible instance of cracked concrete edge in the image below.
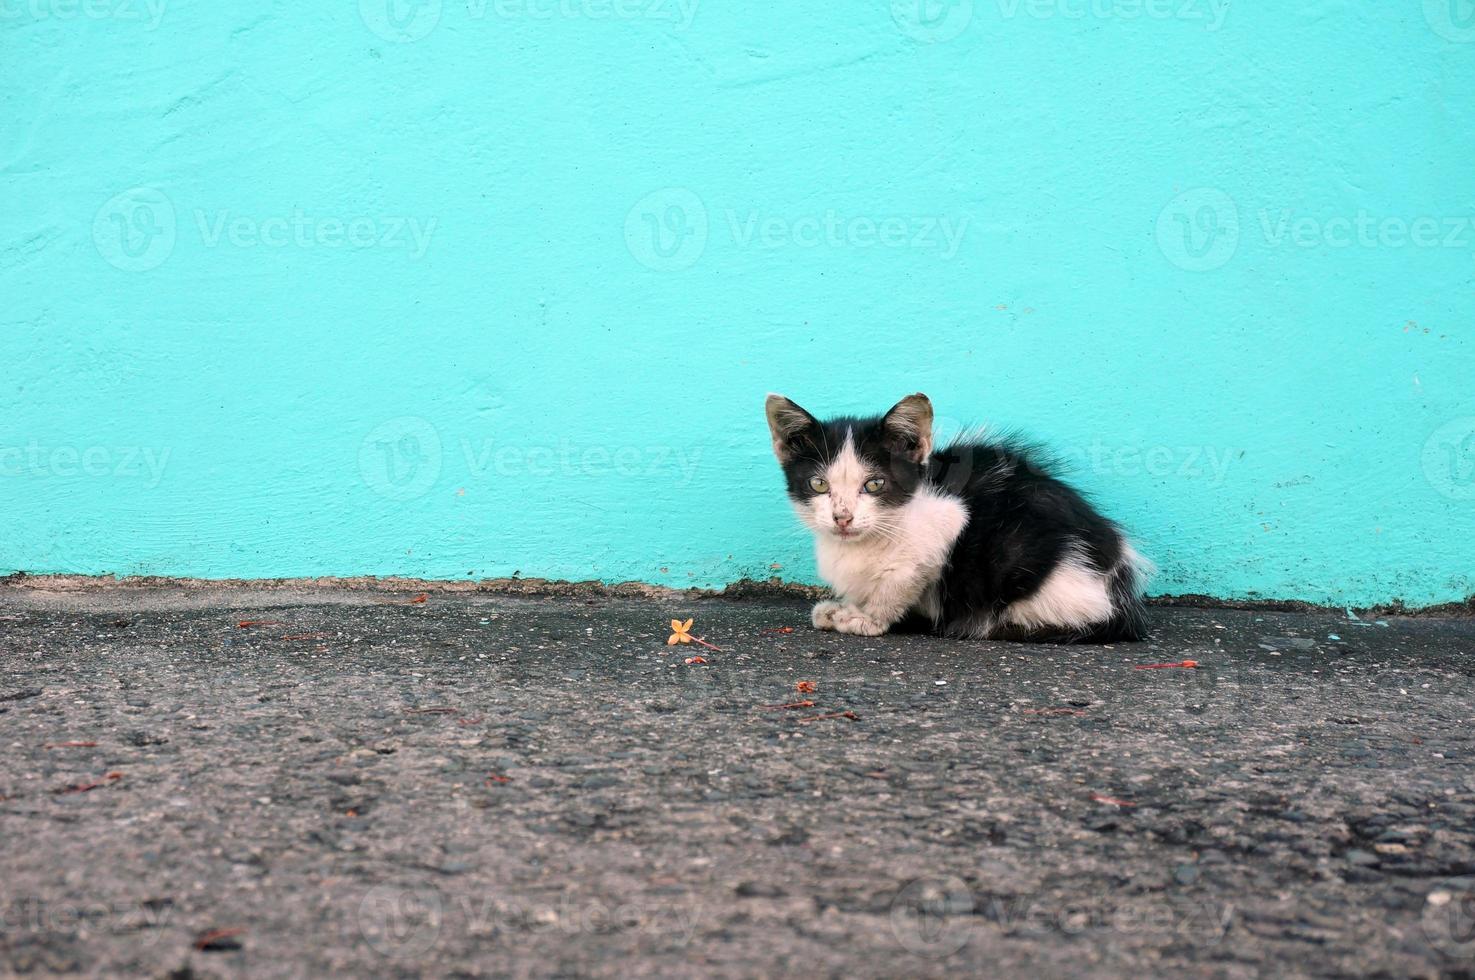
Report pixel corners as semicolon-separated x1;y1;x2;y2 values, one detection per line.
1;572;1471;618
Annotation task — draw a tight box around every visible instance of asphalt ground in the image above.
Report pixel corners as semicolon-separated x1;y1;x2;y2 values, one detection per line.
2;582;1473;978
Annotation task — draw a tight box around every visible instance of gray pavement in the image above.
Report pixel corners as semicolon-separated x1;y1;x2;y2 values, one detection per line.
1;581;1474;978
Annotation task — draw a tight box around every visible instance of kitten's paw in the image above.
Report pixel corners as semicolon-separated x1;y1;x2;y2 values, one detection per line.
811;601;843;630
832;607;888;636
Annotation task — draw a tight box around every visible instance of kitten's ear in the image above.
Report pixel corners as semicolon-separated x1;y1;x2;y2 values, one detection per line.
765;394;818;463
881;393;934;463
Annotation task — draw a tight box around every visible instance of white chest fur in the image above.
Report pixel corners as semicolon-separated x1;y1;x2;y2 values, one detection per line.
814;489;968;605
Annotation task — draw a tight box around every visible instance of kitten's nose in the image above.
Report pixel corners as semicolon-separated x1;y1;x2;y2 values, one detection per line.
834;514;853;529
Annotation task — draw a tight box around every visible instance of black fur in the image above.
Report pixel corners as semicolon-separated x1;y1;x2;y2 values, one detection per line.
771;401;1148;644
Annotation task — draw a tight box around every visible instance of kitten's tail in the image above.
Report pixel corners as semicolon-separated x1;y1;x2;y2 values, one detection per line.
1094;544;1152;643
1009;542;1153;645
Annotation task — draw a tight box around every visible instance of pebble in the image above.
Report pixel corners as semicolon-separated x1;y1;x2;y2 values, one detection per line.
735;881;786;898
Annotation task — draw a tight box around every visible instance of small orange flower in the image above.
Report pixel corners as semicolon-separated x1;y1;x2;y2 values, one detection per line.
664;618;723;653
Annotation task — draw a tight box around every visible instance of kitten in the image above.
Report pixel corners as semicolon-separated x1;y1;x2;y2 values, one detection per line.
766;393;1150;643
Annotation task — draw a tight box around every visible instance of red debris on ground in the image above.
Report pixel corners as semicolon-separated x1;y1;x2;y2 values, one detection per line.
1134;660;1199;670
1090;793;1138;808
795;680;817;694
236;620;284;629
485;773;512;785
193;927;245;952
44;741;99;748
797;711;859;724
684;656;707;665
757;700;816;711
761;626;796;635
56;771;123;794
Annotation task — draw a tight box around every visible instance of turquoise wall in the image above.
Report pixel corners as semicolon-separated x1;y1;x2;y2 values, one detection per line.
3;0;1472;605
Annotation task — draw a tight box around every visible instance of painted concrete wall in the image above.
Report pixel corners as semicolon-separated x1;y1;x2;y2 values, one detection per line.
3;1;1472;605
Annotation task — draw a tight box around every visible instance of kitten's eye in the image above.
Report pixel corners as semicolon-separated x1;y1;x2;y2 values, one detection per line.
863;478;886;494
807;476;830;494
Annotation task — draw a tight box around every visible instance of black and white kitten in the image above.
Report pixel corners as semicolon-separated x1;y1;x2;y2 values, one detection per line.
766;393;1150;643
